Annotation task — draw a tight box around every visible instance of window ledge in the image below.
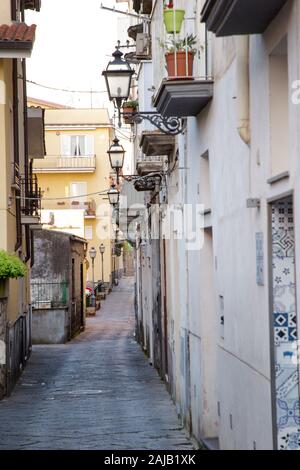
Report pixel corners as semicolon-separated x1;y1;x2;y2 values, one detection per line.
267;171;289;185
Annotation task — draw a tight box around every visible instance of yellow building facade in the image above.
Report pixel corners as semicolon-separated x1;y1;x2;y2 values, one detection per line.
0;0;41;398
32;108;122;286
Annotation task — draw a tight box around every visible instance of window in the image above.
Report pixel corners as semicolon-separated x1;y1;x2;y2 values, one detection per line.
61;135;94;157
85;226;93;240
70;182;87;209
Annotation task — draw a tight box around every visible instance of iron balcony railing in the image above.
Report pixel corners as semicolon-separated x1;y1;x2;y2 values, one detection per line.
11;162;20;189
33;156;96;172
20;174;41;218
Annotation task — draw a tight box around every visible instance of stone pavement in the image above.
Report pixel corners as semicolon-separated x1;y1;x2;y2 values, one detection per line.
0;277;193;450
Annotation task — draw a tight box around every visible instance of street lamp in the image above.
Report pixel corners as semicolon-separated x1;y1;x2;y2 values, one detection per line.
99;243;105;283
107;137;125;184
89;246;97;308
102;45;184;135
102;46;134;127
107;186;120;206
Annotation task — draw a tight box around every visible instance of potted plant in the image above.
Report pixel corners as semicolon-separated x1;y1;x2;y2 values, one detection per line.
122;100;138;124
163;1;185;34
0;250;27;298
164;34;197;78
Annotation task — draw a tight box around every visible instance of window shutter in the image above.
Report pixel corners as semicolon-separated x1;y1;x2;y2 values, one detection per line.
85;135;94;156
61;135;71;156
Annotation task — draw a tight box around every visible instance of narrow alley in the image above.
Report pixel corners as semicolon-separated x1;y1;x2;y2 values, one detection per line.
0;277;192;451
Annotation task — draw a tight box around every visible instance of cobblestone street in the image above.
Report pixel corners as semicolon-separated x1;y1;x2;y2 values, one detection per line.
0;278;192;450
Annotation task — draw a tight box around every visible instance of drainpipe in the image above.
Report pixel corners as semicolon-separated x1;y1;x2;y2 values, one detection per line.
235;36;250;145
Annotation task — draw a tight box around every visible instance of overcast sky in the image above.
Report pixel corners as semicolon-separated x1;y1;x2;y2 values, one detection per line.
25;0;130;109
25;0;134;173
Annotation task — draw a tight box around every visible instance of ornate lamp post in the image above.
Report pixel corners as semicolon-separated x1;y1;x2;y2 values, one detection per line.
102;46;184;135
107;186;120;206
88;246;97;308
102;47;134;128
99;243;105;283
107;137;125;184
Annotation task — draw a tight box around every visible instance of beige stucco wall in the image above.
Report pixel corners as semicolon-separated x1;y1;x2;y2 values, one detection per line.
0;1;11;24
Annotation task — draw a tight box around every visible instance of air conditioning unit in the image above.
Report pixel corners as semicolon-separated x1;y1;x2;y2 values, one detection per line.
136;33;151;58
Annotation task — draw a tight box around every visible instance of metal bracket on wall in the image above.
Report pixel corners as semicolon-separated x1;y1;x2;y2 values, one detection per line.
124;111;186;135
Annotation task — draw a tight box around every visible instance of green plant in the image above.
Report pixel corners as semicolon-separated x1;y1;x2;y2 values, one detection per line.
123;100;138;109
163;34;198;55
0;250;27;280
123;240;133;253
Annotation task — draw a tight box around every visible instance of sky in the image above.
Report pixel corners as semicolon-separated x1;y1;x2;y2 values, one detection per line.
25;0;130;109
25;0;134;173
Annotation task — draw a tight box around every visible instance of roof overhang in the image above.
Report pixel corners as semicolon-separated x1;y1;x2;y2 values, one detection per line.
153;79;214;118
0;23;36;58
201;0;288;36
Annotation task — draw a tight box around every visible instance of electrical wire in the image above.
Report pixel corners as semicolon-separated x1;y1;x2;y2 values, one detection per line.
26;79;107;94
15;190;110;202
26;79;138;94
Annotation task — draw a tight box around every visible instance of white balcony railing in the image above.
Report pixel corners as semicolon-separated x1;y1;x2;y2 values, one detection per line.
33;156;96;173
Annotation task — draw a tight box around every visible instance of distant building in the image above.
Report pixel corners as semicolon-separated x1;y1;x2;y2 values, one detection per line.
31;229;87;344
32;107;123;287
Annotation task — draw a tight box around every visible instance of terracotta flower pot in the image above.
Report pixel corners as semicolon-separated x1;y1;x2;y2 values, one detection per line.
123;106;135;114
163;9;185;34
122;107;136;125
165;51;194;78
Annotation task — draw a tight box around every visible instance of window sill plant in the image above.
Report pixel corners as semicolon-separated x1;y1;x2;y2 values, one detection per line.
163;1;185;34
164;34;197;78
0;250;27;298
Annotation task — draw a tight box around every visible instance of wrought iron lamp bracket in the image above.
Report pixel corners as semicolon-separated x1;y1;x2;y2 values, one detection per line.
118;107;185;135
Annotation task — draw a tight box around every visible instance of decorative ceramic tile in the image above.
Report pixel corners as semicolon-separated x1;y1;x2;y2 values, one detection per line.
274;313;288;327
273;258;294;286
277;371;299;400
272;200;300;450
278;428;300;450
277;399;300;428
275;343;298;368
275;327;289;343
274;286;296;314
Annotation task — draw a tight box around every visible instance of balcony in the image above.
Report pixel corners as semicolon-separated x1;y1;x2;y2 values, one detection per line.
50;199;96;217
152;5;214;118
201;0;288;36
136;154;166;176
33;156;96;173
20;175;41;225
24;0;41;11
140;131;175;157
153;79;214;118
133;0;152;14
